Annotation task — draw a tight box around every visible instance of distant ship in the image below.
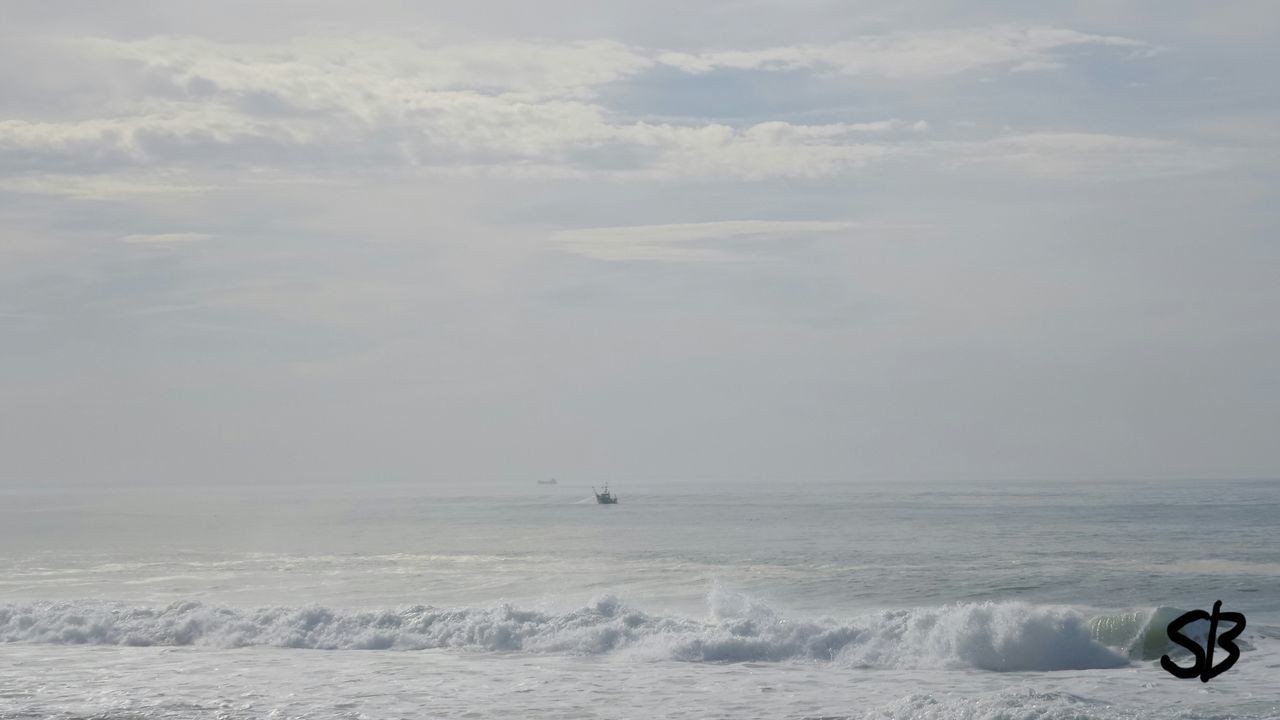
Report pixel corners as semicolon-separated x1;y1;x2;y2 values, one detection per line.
537;478;558;485
593;485;618;504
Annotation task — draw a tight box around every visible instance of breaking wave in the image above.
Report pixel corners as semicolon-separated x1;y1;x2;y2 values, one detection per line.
0;590;1166;671
1088;606;1190;660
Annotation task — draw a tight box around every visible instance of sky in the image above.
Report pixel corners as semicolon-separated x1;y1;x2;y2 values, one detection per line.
1;0;1277;486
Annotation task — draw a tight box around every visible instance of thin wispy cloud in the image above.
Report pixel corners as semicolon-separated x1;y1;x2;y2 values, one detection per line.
937;133;1243;180
553;220;863;262
119;233;216;245
657;26;1154;77
0;174;222;200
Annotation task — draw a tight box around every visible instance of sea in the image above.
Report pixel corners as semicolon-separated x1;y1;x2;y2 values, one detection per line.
2;478;1278;719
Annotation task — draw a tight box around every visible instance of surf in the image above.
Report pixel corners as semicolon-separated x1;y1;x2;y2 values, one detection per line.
5;591;1218;672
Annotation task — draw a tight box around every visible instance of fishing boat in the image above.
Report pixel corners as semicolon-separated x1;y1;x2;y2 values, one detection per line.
592;485;618;504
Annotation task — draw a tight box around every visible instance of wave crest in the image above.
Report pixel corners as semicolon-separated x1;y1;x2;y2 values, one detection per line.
0;595;1135;671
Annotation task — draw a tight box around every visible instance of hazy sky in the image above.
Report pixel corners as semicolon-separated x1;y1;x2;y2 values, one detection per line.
2;1;1277;486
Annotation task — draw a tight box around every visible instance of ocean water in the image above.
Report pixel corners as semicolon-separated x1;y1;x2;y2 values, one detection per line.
2;478;1278;719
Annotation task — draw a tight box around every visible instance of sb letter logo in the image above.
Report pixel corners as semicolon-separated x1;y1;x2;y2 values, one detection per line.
1161;600;1245;682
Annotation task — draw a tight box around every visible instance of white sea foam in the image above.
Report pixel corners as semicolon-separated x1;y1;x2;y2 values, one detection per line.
858;689;1146;720
0;591;1137;671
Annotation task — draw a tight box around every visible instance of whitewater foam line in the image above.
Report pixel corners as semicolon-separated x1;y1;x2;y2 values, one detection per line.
0;595;1132;671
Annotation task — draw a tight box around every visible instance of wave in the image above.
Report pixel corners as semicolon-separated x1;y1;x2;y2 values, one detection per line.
1088;606;1189;660
0;590;1181;672
1088;605;1255;661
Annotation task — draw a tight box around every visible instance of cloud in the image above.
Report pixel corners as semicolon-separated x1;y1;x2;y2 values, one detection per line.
939;132;1241;180
657;26;1153;78
0;111;1223;186
118;232;215;245
551;220;862;262
0;111;304;172
615;121;917;180
2;8;1279;485
74;35;656;103
0;100;924;181
0;173;222;200
0;28;1229;187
